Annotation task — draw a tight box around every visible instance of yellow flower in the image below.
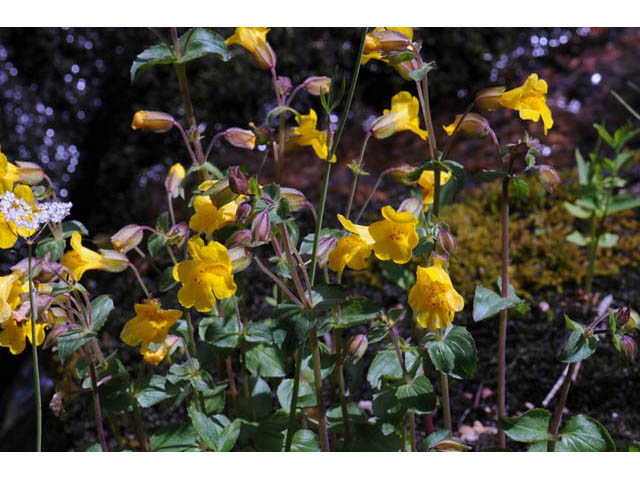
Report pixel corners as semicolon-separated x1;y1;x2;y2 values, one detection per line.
225;27;276;70
130;111;175;133
500;73;553;135
362;27;413;64
61;232;104;281
442;113;490;139
0;146;20;192
189;195;238;240
120;300;182;354
408;257;464;330
370;91;428;141
165;163;186;198
0;184;39;248
142;335;180;366
369;206;419;264
292;109;337;162
173;237;237;312
0;273;45;355
417;170;452;208
328;214;375;276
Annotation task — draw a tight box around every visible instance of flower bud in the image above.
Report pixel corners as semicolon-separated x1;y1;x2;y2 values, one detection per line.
16;161;45;185
280;187;307;212
475;86;506;111
251;209;271;244
228;246;253;273
389;164;417;185
131;110;175;133
437;226;458;259
365;30;411;53
99;249;130;273
223;128;256;150
620;335;637;362
167;222;189;248
431;437;472;452
443;113;491;139
226;229;252;248
201;179;238;208
249;122;275;146
228;166;250;195
392;58;421;81
398;197;423;220
111;224;144;254
345;334;368;363
303;76;331;96
369;112;399;139
276;76;292;97
315;235;337;268
534;165;560;193
165;163;186;198
252;39;277;70
235;202;252;224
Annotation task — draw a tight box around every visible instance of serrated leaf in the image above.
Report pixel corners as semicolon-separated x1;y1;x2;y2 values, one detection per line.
290;429;321;452
188;405;221;451
198;315;240;352
395;375;436;414
57;328;96;366
559;329;597;363
135;375;177;408
555;415;615;452
500;408;553;443
130;43;176;84
472;285;519;322
179;28;229;64
607;194;640;214
334;297;381;328
426;341;455;374
150;423;199;452
367;345;419;389
423;326;477;379
245;344;288;378
36;237;65;262
90;295;114;333
276;377;316;411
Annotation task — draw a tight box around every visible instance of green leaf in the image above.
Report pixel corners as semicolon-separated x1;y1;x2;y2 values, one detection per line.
135;375;178;408
130;43;177;84
216;417;242;452
290;429;321;452
302;341;335;382
555;415;615;452
500;408;553;443
188;405;220;451
575;149;589;186
566;230;589;247
407;62;435;82
367;345;419;389
90;295;114;333
443;160;466;201
594;123;614;148
36;237;65;262
179;28;229;64
607;194;640;214
239;376;273;419
423;326;477;378
597;233;619;248
426;341;455;374
333;296;381;328
150;423;199;452
62;220;89;238
159;265;179;292
395;375;436;414
311;283;348;309
155;212;169;233
276;377;316;411
511;176;529;200
266;106;301;125
198;315;240;352
147;232;167;257
475;169;508;182
245;344;288;378
614;151;635;171
564;202;592;219
380;260;416;290
424;429;451;451
57;328;97;366
472;285;519;322
559;330;598;363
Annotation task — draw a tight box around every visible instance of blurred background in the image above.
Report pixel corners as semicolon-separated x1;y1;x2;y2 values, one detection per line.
1;27;639;451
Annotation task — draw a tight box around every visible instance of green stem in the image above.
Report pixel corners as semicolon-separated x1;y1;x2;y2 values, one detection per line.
333;326;351;445
284;338;306;452
85;345;109;451
389;326;416;452
436;329;452;431
547;362;577;451
497;176;510;449
309;27;367;285
584;213;598;300
27;242;42;452
416;75;440;216
344;133;371;220
309;327;330;451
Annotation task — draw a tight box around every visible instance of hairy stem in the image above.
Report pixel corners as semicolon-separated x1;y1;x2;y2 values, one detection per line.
389;326;416;452
86;345;109;451
309;327;330;451
547;362;577;451
344;133;371;220
497;176;510;449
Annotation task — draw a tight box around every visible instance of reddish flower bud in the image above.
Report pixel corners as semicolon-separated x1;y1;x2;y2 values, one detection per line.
620;335;637;362
277;76;292;97
131;110;175;133
223;128;256;150
437;226;458;259
228;246;252;273
251;209;271;244
316;235;337;268
345;334;368;363
389;164;417;185
111;224;144;254
226;229;252;248
534;165;560;193
228;166;249;195
475;86;506;111
16;161;45;185
235;202;252;224
303;76;331;96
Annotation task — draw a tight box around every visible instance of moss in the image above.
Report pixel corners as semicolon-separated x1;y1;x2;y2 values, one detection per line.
444;173;640;300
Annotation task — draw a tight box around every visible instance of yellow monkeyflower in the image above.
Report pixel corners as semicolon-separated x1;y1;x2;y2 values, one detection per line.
0;184;40;249
0;273;45;355
500;73;553;135
292;109;337;162
328;214;375;276
417;170;452;208
0;146;20;192
370;91;428;141
362;27;413;64
442;112;490;139
408;257;464;331
189;195;238;239
120;300;182;354
173;237;237;312
225;27;275;70
369;206;419;264
61;232;104;281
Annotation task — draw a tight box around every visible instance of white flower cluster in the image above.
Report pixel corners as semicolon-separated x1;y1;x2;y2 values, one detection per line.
0;190;72;234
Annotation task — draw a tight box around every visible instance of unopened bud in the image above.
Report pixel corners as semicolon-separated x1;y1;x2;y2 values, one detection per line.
167;222;189;248
165;163;186;198
280;187;307;212
316;235;337;267
475;86;506;111
228;246;253;273
228;166;250;195
252;39;277;70
534;165;560;193
620;335;637;362
621;308;639;333
431;437;472;452
443;113;490;139
437;227;458;259
392;58;421;81
345;334;368;363
223;128;256;150
303;76;331;96
226;229;252;248
111;224;144;254
365;30;411;53
398;197;423;220
369;112;399;139
131;110;175;133
249;122;275;146
235;202;252;224
251;209;271;244
200;179;238;208
276;76;292;97
99;249;130;272
389;164;417;185
16;161;45;185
